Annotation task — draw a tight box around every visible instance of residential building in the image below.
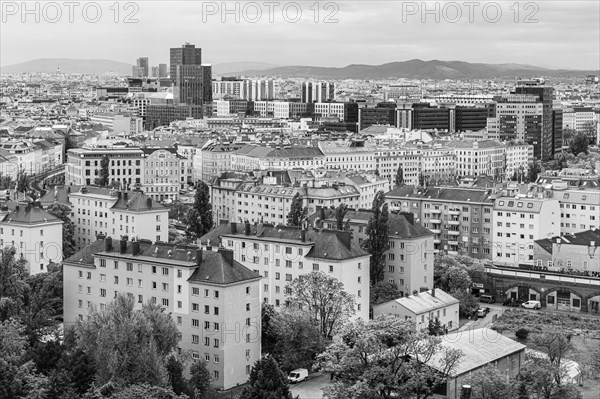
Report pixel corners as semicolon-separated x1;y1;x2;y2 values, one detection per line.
318;140;377;172
201;222;370;320
373;288;459;332
505;143;535;179
386;186;495;259
301;81;335;103
62;237;261;390
312;209;434;296
445;140;506;179
550;189;600;234
0;202;63;274
231;146;326;172
66;146;144;187
492;196;560;266
141;148;185;201
70;187;168;249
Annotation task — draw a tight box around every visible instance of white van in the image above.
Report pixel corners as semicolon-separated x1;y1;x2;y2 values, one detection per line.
287;368;308;383
521;300;542;309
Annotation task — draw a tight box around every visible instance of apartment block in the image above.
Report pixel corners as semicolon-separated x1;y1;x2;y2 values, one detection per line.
0;202;63;275
63;237;261;390
445;140;506;179
313;209;434;297
66;146;144;187
386;186;495;259
492;196;560;266
69;187;168;249
201;222;370;321
318;140;377;172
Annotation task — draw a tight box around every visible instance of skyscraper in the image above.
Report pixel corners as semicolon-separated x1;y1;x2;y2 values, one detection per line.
170;43;202;79
514;80;555;161
173;64;203;105
134;57;149;77
158;64;167;78
301;81;335;103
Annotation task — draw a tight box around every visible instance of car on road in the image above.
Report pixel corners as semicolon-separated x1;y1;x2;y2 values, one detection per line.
479;294;495;304
477;307;490;317
288;368;309;384
521;300;542;309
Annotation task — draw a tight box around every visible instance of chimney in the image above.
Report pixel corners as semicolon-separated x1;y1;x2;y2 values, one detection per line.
132;240;140;256
219;248;234;266
319;206;325;221
117;192;122;199
123;192;128;201
300;228;306;242
413;290;419;296
119;238;127;254
105;236;113;252
146;198;152;208
231;222;237;235
431;287;436;297
244;221;251;235
195;249;203;265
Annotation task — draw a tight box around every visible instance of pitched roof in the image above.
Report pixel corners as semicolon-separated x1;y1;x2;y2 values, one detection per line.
188;249;261;285
110;191;166;212
386;186;494;204
535;229;600;252
433;328;526;376
1;203;62;225
201;222;369;261
374;289;458;315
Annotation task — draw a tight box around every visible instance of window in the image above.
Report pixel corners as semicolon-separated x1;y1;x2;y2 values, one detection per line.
114;261;119;269
162;298;169;307
126;262;133;271
214;339;219;348
100;288;106;297
246;286;251;295
214;306;219;316
214;290;219;299
204;305;209;314
246;303;251;311
162;267;168;276
214;355;219;364
192;335;199;344
313;263;319;271
204;337;210;346
213;371;219;379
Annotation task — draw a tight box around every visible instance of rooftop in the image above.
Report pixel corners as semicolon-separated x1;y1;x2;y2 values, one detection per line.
374;289;458;315
1;203;61;225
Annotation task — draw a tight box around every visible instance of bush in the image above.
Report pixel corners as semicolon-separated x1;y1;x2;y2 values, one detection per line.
516;328;530;340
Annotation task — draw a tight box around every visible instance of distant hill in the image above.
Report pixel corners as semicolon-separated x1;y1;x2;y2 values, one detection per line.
230;59;599;79
212;61;279;76
1;58;134;75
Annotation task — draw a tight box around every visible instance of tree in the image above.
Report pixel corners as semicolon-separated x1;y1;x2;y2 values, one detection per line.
76;294;181;388
317;315;462;399
370;280;402;308
394;165;404;187
427;317;444;336
261;303;278;355
466;365;517;399
0;319;49;398
533;332;573;387
361;191;389;283
165;355;187;396
334;203;348;231
286;271;355;339
20;265;63;341
109;383;188;399
185;181;213;241
518;353;581;399
95;155;110;187
188;360;211;399
286;192;307;227
16;169;28;193
270;309;327;372
418;173;426;187
46;203;76;258
239;356;295;399
0;247;29;320
526;162;542;183
569;132;590;156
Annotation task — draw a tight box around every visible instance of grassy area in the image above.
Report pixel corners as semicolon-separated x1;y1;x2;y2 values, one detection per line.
491;309;600;339
493;309;600;399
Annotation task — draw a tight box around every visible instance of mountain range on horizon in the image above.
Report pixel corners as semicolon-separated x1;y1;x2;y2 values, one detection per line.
1;58;597;79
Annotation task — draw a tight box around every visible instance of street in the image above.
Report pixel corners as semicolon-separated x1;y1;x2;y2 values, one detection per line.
459;303;506;331
289;372;331;399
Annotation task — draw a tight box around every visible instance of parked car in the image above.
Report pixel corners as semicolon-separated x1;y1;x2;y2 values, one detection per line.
477;307;490;317
479;294;495;304
521;300;542;309
287;368;308;383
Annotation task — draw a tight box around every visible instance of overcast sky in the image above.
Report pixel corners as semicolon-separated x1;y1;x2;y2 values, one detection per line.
1;1;599;69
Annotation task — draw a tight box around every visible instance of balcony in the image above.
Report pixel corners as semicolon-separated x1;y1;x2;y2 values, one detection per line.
433;239;441;244
448;220;460;226
448;230;460;236
430;218;441;224
448;240;459;246
449;209;460;216
431;209;442;214
429;229;441;234
447;250;458;256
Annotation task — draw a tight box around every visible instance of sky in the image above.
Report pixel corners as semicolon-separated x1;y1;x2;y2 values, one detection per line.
1;0;599;69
